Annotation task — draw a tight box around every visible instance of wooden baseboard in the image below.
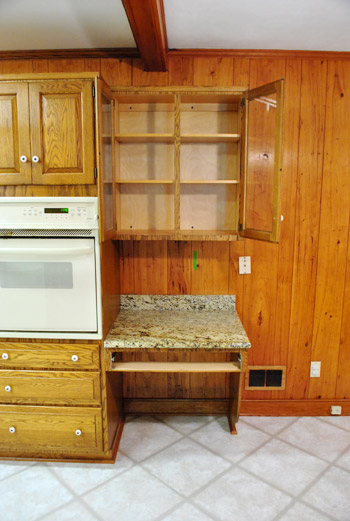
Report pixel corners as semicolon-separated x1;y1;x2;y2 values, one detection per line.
124;398;350;416
241;399;350;416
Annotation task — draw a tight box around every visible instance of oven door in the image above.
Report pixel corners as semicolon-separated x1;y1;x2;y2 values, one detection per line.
0;238;97;333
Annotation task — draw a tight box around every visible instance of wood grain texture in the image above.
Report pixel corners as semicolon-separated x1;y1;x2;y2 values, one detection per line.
168;56;194;86
101;59;132;86
122;0;168;71
193;58;234;86
286;60;327;399
308;60;350;399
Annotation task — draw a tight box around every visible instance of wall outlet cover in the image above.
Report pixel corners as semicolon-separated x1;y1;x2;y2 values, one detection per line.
239;256;251;275
310;361;321;377
330;405;342;415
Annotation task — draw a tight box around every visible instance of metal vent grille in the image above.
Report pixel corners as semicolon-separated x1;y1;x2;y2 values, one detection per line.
0;229;93;237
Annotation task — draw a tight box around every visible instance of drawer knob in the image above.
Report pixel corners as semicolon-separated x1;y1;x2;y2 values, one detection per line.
2;353;9;360
9;427;16;434
75;429;82;436
5;385;12;392
32;155;40;163
20;155;28;163
71;355;79;362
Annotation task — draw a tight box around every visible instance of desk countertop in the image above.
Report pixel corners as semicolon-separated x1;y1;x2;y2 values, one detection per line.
104;295;251;350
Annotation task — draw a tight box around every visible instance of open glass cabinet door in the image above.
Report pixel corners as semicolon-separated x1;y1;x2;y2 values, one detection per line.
239;79;284;243
97;79;116;242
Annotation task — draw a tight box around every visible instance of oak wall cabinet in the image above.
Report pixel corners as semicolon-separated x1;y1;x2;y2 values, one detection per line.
0;77;95;186
111;81;284;243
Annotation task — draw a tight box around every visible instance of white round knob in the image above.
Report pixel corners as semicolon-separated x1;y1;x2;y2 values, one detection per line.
20;155;28;163
32;155;40;163
9;427;16;434
2;353;9;360
71;355;79;362
75;429;82;436
280;215;284;221
5;385;11;392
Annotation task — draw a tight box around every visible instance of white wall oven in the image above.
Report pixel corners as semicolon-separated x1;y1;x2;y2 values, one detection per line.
0;197;102;339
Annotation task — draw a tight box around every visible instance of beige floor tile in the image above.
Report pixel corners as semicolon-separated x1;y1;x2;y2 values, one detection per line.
48;451;133;495
302;466;350;521
189;416;270;463
119;416;183;462
240;438;328;496
156;415;216;435
161;502;214;520
241;416;297;434
0;460;35;481
0;465;73;521
143;437;231;496
40;500;99;521
193;467;291;521
278;417;350;461
318;416;350;431
336;447;350;472
278;501;333;521
83;466;181;521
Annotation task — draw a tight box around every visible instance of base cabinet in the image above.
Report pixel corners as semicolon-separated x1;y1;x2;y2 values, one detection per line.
0;342;108;461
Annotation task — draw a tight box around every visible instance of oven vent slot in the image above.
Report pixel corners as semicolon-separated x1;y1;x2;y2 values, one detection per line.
0;229;93;237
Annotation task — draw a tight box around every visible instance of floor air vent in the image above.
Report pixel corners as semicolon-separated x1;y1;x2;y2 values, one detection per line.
245;366;286;390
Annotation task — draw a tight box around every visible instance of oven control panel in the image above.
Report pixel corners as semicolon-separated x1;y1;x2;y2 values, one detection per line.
0;197;98;229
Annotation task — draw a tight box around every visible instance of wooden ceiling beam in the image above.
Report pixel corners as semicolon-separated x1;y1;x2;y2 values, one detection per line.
122;0;168;71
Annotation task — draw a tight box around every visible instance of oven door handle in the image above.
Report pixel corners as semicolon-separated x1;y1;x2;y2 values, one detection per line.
0;247;94;255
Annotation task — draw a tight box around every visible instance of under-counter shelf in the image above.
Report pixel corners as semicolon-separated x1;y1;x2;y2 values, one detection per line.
110;361;241;373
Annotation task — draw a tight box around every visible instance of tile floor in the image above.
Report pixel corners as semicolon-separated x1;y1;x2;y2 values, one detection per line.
1;415;350;521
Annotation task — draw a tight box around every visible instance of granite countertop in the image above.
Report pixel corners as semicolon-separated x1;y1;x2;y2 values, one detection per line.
104;295;251;350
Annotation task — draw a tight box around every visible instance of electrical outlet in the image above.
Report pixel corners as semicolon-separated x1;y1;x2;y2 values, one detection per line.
239;256;251;274
330;405;342;415
310;361;321;377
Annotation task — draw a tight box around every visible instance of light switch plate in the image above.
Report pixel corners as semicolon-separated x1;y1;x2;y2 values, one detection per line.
239;256;251;274
310;361;321;377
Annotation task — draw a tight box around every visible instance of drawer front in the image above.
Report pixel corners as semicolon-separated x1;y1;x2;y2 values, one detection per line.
0;406;103;452
0;371;101;406
0;343;100;370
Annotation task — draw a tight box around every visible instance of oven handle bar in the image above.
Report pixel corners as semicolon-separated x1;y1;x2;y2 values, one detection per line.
0;247;94;255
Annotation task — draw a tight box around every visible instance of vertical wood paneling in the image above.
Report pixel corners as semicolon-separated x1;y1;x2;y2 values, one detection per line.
48;59;84;72
286;60;327;399
228;242;245;316
133;241;168;294
168;56;194;86
272;59;302;399
0;60;32;73
32;60;49;73
83;58;101;73
193;57;234;86
167;241;192;294
233;58;250;87
100;59;132;86
308;61;350;399
191;242;230;294
336;220;350;398
132;59;169;86
120;241;135;294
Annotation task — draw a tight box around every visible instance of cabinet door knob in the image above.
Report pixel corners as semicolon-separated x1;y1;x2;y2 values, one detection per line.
5;385;11;392
32;156;40;163
9;427;16;434
1;353;9;360
20;155;28;163
71;355;79;362
75;429;82;436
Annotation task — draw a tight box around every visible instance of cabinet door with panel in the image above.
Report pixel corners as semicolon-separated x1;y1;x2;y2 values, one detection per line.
29;79;95;185
0;83;31;185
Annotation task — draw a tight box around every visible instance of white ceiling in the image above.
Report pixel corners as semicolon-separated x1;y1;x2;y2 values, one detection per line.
0;0;135;50
0;0;349;53
164;0;350;52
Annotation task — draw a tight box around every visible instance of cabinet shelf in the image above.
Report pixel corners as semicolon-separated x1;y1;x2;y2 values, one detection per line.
180;134;240;143
115;133;175;143
180;180;239;184
116;179;174;184
114;230;239;241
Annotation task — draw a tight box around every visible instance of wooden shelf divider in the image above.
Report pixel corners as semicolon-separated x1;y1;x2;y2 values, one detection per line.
180;133;240;143
115;133;175;143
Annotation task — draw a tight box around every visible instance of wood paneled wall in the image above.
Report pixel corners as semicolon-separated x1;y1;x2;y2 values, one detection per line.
1;54;349;406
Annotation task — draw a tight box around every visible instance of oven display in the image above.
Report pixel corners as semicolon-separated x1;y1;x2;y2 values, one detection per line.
44;208;69;214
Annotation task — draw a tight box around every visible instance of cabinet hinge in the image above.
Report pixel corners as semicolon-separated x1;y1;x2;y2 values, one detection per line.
94;167;97;179
240;98;246;108
238;222;243;232
92;85;96;98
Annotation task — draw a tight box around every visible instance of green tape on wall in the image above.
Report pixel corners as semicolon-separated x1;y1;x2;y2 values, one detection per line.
193;250;197;270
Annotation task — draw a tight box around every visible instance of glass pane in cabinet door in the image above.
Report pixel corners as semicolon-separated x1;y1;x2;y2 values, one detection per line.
245;92;276;233
101;94;114;233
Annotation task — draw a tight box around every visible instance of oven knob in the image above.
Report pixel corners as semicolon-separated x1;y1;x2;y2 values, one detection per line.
2;353;9;360
75;429;82;436
9;427;16;434
71;355;79;362
20;155;28;163
5;386;12;392
32;155;40;163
